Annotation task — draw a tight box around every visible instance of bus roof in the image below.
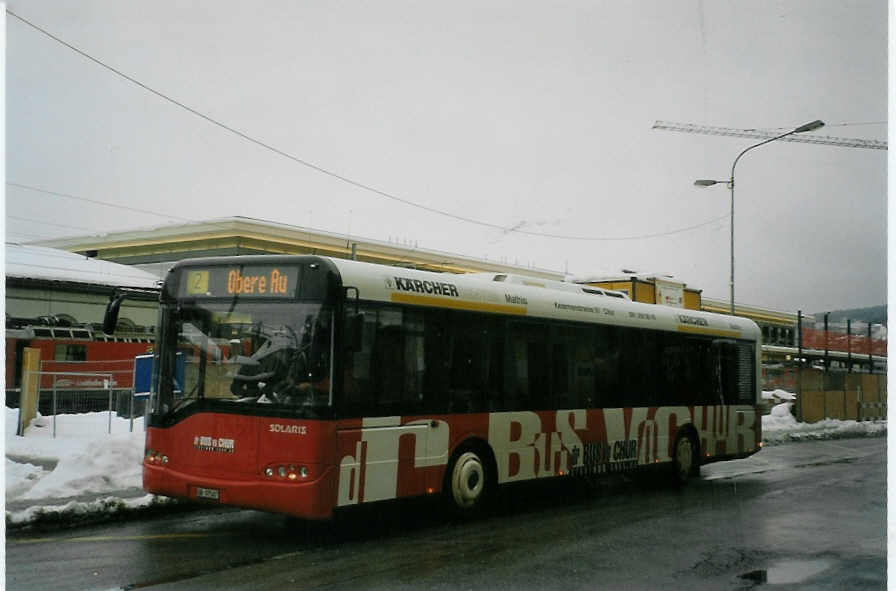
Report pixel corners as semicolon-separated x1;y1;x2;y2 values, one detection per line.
164;254;760;341
328;257;760;341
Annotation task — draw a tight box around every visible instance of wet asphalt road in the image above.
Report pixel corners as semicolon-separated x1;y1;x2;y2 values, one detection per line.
7;437;886;590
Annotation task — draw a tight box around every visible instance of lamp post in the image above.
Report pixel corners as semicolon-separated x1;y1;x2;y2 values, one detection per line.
695;119;824;316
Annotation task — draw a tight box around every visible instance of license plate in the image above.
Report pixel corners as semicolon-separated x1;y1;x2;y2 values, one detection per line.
196;487;220;500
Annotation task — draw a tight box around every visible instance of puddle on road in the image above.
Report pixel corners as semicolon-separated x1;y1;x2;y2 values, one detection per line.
739;558;832;585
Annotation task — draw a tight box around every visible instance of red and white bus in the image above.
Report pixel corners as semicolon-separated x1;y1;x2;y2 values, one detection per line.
133;255;761;519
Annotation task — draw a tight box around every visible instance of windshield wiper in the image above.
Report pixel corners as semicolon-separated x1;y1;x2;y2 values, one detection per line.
168;396;197;415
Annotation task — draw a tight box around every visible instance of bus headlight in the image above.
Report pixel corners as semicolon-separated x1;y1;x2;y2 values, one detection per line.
145;449;166;464
264;464;311;481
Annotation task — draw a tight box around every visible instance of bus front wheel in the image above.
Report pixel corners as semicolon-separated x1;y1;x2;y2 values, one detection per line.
445;448;490;514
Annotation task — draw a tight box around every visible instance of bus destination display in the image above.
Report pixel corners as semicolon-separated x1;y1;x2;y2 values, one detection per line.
182;266;298;298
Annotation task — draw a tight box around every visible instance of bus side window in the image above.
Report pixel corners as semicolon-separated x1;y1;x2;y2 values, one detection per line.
552;325;595;410
618;328;656;407
403;309;425;413
421;309;449;414
444;311;501;413
340;306;377;417
592;325;620;408
373;309;405;414
712;339;747;406
487;326;504;411
507;322;550;411
733;343;756;404
684;338;713;406
552;339;570;409
657;332;686;406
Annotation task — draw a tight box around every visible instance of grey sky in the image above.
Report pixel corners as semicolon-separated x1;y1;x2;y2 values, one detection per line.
6;0;888;314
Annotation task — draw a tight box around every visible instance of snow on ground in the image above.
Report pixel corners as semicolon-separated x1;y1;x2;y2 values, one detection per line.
6;407;145;499
761;401;887;445
5;408;169;528
6;458;45;500
5;393;887;528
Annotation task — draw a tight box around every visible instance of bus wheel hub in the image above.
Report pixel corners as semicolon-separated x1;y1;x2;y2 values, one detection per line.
452;452;484;507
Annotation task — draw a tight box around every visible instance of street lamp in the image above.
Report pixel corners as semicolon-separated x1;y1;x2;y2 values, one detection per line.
695;119;824;316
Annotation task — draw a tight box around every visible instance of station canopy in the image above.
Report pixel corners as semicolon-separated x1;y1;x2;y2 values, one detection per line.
6;243;161;289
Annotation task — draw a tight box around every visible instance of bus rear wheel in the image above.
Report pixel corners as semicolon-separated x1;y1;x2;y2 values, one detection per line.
673;433;698;485
445;448;490;514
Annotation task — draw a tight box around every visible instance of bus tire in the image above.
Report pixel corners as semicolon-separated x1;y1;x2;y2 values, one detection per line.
445;445;491;515
672;432;698;485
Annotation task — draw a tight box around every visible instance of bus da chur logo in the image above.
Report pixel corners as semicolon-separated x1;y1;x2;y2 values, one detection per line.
193;435;235;453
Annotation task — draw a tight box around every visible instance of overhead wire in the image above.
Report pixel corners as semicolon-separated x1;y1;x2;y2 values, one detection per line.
8;179;732;243
6;228;60;241
5;240;116;262
6;181;259;243
7;181;199;223
8;8;733;243
7;214;104;234
7;259;160;281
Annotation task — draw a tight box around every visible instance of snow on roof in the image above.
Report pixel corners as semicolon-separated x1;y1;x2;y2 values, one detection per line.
5;243;161;289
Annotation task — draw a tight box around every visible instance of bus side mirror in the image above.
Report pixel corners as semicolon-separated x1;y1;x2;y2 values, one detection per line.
102;293;126;335
346;313;364;352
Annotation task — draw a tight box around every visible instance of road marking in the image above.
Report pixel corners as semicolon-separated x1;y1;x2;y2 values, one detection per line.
9;532;214;545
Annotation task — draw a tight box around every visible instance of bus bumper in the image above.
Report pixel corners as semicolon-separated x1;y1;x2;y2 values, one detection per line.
143;463;336;520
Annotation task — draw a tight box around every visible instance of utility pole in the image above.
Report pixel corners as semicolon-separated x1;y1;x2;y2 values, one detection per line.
796;310;803;421
847;319;852;373
823;313;830;372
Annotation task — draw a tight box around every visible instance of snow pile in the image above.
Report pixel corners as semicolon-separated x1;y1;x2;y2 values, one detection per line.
762;401;800;430
6;458;46;499
761;389;797;403
6;494;165;528
17;434;144;500
761;402;887;445
6;408;167;528
6;408;145;498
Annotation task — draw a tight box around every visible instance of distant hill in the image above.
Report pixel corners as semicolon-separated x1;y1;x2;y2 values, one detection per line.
814;306;887;327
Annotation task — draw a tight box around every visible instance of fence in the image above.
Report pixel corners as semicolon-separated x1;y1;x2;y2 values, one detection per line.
797;368;886;422
800;326;886;357
40;370;116;437
15;369;147;438
39;358;136;391
762;364;886;422
761;316;889;422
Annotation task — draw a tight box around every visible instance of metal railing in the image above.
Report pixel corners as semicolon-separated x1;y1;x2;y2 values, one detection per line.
20;371;147;437
44;371;114;437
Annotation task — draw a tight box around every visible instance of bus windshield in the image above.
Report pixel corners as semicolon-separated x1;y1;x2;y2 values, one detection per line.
154;300;333;417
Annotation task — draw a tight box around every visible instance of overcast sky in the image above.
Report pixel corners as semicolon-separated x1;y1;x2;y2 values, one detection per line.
5;1;888;314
